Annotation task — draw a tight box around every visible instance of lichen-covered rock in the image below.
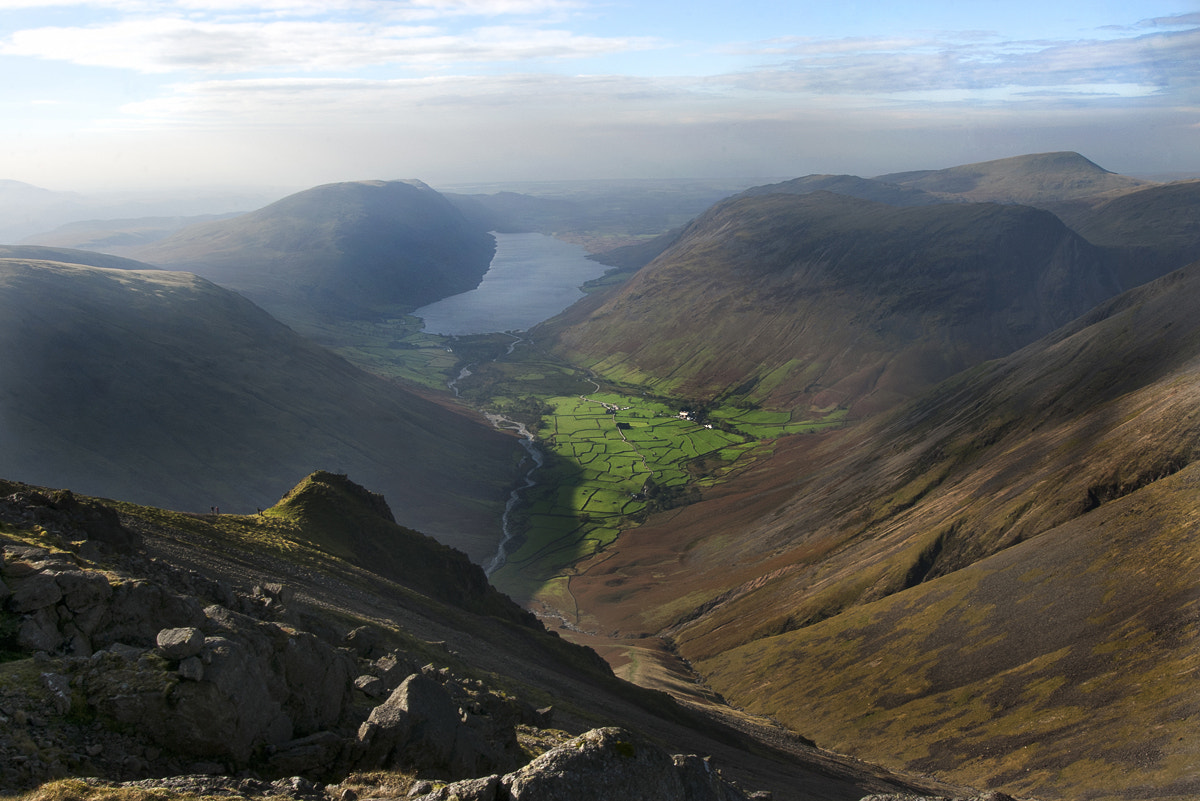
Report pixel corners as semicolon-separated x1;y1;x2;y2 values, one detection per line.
859;793;1016;801
501;727;742;801
410;775;502;801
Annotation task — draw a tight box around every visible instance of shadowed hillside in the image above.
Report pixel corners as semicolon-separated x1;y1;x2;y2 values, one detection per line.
131;180;495;324
0;259;517;560
1060;179;1200;289
561;261;1200;800
547;191;1120;415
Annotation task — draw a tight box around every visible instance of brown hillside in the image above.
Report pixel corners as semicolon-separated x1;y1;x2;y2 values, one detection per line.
560;261;1200;801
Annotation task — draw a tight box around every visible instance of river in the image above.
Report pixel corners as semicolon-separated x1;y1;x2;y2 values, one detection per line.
413;232;610;335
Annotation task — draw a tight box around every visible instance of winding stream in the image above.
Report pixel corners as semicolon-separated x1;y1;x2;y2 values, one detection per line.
483;414;544;576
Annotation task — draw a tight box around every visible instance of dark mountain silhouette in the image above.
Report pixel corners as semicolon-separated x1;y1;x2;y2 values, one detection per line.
0;257;516;560
131;180;495;323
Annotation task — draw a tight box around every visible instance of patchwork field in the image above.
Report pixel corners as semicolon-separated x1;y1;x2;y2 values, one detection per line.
309;319;841;603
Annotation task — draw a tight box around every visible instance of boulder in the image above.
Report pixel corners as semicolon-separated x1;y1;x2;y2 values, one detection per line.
411;775;502;801
860;794;1016;801
156;627;206;660
355;673;500;778
500;728;749;801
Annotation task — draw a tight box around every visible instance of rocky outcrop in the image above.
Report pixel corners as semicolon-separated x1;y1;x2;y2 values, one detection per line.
0;488;764;801
0;490;139;555
408;728;750;801
859;794;1016;801
1;536;535;790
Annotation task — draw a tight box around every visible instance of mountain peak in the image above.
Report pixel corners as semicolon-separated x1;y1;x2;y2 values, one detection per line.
270;471;396;529
874;151;1150;203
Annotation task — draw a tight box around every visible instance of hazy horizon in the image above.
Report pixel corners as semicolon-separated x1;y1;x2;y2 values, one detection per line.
1;1;1197;194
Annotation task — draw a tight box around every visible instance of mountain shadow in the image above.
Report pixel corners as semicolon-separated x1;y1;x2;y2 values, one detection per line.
0;258;517;561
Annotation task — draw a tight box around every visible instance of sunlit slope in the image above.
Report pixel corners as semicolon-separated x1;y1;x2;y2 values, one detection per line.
548;191;1119;414
132;179;495;321
0;259;516;560
565;261;1200;800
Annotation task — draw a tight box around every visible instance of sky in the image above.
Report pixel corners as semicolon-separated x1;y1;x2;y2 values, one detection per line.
0;0;1197;192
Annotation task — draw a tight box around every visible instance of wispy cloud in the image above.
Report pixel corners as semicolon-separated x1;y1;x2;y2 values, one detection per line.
2;18;654;72
718;23;1200;102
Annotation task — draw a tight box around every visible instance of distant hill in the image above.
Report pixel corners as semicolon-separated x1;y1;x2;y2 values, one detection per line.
738;174;940;206
0;258;517;560
875;151;1153;204
131;180;495;323
19;213;243;255
562;259;1200;800
0;245;158;271
546;191;1119;415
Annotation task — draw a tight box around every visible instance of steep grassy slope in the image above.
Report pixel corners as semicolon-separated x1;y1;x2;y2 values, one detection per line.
131;180;495;323
875;151;1152;204
562;261;1200;800
548;191;1119;414
0;259;517;560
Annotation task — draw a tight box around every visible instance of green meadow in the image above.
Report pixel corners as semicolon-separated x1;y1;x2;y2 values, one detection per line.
313;319;840;602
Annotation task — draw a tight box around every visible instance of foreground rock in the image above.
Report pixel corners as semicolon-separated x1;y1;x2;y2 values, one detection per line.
409;728;750;801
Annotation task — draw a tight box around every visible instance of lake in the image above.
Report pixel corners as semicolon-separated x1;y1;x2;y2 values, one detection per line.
413;232;610;335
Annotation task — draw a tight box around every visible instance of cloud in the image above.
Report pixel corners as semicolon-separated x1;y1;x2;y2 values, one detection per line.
1;16;656;73
717;24;1200;102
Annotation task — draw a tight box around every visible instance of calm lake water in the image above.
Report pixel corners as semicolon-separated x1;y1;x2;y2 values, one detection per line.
414;232;609;335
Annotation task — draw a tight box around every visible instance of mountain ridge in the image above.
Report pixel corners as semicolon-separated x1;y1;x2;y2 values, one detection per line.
547;190;1120;415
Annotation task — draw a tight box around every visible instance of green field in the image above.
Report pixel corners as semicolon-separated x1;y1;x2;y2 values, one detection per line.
313;318;839;602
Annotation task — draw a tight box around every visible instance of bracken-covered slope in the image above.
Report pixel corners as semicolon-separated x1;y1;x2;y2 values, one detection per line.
131;180;495;322
0;259;516;560
548;191;1119;415
562;261;1200;801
